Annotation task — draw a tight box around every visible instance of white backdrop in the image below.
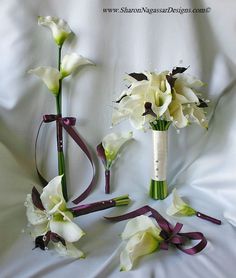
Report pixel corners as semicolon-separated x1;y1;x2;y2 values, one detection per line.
1;0;236;277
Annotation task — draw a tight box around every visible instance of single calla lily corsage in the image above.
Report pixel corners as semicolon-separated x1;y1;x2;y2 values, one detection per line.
167;189;221;225
105;205;207;271
112;68;209;200
97;131;133;194
25;176;130;258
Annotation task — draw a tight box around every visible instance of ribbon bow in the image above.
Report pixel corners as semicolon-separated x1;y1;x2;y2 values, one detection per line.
35;114;96;204
159;222;184;250
105;205;207;255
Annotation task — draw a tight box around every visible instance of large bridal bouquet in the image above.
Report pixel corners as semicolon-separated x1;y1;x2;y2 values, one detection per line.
112;68;209;200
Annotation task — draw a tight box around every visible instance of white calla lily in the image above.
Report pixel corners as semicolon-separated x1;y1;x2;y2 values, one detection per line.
28;67;61;95
121;215;161;240
38;16;72;46
60;53;94;78
120;232;159;271
166;188;196;216
185;104;208;128
169;99;189;128
120;215;163;271
168;73;208;128
102;131;133;164
54;242;85;259
112;71;172;130
25;176;85;257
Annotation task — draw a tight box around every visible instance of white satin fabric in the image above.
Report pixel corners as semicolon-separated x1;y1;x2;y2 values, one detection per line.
1;0;236;277
152;131;168;181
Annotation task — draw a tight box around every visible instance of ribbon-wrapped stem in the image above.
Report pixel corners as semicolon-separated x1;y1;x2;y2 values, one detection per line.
196;211;221;225
105;169;111;194
55;45;68;201
149;120;171;200
71;195;130;217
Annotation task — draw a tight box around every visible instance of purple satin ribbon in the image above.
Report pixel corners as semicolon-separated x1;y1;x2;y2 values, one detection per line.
105;205;207;255
97;143;107;166
35;114;96;204
71;199;116;216
196;211;221;225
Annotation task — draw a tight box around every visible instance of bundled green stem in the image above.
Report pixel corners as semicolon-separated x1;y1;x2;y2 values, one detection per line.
149;180;167;200
149;119;171;131
113;195;130;206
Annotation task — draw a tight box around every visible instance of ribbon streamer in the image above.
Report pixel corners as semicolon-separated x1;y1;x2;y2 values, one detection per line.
105;205;207;255
35;114;96;204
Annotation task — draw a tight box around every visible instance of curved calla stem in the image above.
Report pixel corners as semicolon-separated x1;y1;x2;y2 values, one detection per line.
55;45;68;201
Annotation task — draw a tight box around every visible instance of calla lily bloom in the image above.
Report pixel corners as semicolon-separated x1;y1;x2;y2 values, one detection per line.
38;16;72;46
166;188;196;216
169;73;208;129
102;131;133;164
28;66;61;95
120;215;163;271
60;53;94;78
25;176;85;258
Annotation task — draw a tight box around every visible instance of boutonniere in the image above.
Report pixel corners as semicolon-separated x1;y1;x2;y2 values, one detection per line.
97;131;133;193
167;189;221;224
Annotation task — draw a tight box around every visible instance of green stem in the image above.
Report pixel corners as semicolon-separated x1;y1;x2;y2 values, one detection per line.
56;45;68;201
113;195;130;206
150;119;171;131
149;180;168;200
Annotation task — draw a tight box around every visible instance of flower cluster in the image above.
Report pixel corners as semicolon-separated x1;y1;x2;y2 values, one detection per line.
25;176;85;258
28;16;93;96
112;67;208;130
25;175;131;258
